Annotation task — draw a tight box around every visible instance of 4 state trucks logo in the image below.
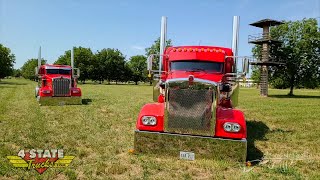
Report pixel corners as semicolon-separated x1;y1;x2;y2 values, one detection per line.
7;149;75;174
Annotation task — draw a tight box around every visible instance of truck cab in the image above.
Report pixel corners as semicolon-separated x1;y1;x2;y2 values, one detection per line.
35;48;82;106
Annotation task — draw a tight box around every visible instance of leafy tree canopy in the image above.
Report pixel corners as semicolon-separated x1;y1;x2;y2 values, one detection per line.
0;44;15;79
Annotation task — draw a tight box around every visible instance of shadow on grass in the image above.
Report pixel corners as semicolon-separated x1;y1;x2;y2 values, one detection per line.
82;99;92;105
246;120;269;163
0;81;27;86
268;94;320;99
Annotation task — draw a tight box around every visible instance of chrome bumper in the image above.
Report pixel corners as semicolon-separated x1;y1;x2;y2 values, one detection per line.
38;96;82;106
134;130;247;162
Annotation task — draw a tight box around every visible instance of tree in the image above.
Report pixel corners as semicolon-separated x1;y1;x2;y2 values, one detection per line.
13;69;22;77
0;44;15;79
55;47;93;83
21;59;46;80
93;48;127;84
251;18;320;95
145;37;172;70
127;55;147;85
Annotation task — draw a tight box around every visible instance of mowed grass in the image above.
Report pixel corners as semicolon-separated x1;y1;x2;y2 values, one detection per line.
0;78;319;179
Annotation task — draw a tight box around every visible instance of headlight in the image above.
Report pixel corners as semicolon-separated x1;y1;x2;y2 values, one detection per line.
223;122;241;132
42;90;50;94
141;116;157;126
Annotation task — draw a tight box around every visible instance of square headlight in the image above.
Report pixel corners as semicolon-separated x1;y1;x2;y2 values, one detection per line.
141;116;157;126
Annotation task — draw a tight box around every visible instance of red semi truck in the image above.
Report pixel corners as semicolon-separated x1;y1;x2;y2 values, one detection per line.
134;16;249;161
35;47;82;106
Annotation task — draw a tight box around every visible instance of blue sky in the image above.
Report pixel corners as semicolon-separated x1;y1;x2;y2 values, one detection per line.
1;0;319;69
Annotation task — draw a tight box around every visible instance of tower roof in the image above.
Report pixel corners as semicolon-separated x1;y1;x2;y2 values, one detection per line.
250;19;284;28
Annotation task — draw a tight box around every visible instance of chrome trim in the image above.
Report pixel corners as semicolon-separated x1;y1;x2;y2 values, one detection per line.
164;78;218;136
134;130;247;162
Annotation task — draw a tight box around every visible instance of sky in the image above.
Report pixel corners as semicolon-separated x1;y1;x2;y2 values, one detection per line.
1;0;319;69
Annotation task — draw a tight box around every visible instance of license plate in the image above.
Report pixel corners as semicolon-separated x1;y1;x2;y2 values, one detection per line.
180;151;195;161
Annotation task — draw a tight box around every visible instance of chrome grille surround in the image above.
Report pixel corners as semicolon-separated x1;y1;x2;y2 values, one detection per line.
53;77;71;97
165;78;218;136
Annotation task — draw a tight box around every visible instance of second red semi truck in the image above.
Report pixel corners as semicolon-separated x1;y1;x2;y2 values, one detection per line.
35;47;82;106
134;16;249;161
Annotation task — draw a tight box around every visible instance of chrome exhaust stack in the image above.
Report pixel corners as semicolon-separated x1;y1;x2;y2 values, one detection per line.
38;46;41;71
232;16;240;73
71;47;74;77
159;16;167;74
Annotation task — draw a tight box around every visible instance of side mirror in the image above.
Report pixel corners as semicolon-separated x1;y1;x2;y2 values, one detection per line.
147;55;154;71
242;58;249;75
35;67;38;76
77;68;80;78
73;68;80;78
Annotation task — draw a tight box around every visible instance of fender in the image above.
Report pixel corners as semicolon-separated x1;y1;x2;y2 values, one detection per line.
215;107;247;139
136;103;164;132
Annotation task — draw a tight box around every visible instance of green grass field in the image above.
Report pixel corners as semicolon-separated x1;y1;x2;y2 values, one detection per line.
0;78;319;179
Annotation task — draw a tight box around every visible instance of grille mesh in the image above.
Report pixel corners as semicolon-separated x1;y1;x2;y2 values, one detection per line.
53;78;70;96
167;88;213;131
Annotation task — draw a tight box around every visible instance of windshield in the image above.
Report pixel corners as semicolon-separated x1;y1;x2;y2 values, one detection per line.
46;69;71;75
170;60;224;73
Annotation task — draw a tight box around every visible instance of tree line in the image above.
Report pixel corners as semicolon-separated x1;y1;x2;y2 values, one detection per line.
15;38;171;85
1;18;319;93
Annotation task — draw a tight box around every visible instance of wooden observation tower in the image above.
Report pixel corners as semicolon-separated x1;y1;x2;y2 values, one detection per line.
248;19;284;97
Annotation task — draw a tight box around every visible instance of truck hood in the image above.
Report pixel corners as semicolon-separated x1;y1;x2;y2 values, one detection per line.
166;70;223;83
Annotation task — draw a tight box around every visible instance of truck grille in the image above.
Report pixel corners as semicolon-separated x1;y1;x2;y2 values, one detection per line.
53;78;70;97
165;79;217;136
164;78;218;136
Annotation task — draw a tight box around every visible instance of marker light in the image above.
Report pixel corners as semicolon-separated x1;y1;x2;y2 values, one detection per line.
223;122;241;132
173;48;176;52
142;116;157;126
178;48;182;52
189;48;193;52
183;48;187;52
